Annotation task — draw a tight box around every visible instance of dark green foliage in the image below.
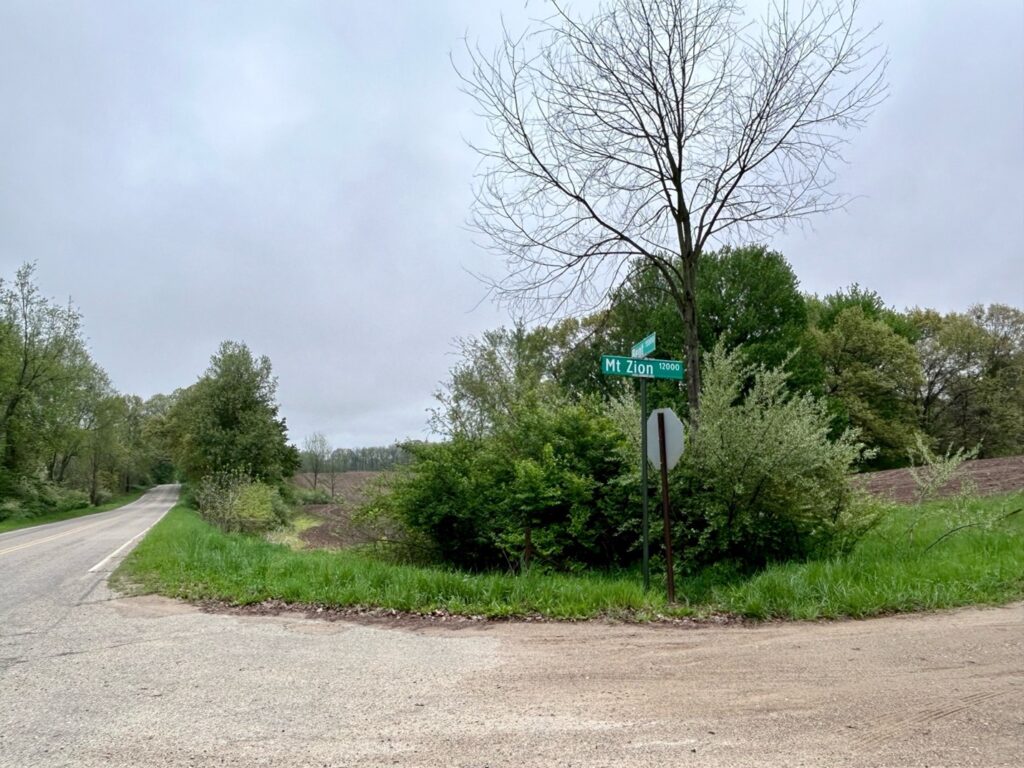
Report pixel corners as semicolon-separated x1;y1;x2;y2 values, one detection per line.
697;246;823;393
912;304;1024;458
558;245;820;404
809;284;918;341
380;394;635;571
167;341;299;484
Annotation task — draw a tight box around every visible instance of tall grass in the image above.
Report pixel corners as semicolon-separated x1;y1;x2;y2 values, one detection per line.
115;504;663;619
115;492;1024;621
714;493;1023;619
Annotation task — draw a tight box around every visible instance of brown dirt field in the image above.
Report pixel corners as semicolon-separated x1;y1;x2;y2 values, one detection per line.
292;471;395;549
292;470;381;496
855;455;1024;504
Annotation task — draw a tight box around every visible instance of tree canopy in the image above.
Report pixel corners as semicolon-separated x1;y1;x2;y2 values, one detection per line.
168;341;299;483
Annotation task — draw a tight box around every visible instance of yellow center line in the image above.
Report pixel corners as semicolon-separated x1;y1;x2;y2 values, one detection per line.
0;517;115;557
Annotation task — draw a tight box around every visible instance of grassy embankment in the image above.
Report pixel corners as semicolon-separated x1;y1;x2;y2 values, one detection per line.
0;489;149;535
114;492;1024;621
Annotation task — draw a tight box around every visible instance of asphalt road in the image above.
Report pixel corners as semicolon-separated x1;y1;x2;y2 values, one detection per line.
0;483;178;635
1;486;1021;767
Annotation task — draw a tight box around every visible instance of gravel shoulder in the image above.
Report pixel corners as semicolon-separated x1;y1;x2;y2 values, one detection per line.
3;594;1020;767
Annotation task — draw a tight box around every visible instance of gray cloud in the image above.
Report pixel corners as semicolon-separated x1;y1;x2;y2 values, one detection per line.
1;1;1021;448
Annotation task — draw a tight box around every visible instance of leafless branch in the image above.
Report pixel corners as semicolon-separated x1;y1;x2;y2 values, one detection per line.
458;0;888;418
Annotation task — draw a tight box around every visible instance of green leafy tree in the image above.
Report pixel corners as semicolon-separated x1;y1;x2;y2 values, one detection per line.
808;284;918;341
430;323;578;439
168;342;299;483
814;306;922;467
82;390;128;505
912;304;1024;456
36;356;104;484
558;246;820;402
0;264;85;484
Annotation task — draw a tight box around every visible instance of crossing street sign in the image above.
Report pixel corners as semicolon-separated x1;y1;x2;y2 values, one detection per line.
631;332;656;359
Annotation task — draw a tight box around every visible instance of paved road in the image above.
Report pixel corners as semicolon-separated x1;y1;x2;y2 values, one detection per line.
0;484;178;635
1;487;1021;767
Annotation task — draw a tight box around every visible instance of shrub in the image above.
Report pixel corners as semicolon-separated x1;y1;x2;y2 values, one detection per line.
375;392;636;572
907;434;979;505
0;478;90;520
55;490;90;513
0;499;29;522
676;344;878;571
194;470;289;534
294;487;332;505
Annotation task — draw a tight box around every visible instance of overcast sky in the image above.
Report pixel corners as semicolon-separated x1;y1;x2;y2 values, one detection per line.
1;1;1021;449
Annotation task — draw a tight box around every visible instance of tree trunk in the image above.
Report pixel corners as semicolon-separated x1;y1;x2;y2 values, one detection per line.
681;253;702;428
90;457;99;506
57;452;74;483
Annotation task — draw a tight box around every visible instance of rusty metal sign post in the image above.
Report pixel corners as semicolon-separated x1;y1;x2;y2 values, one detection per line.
602;333;685;599
647;407;684;603
658;412;676;603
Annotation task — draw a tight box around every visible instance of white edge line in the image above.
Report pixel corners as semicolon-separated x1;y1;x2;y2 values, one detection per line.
87;506;171;573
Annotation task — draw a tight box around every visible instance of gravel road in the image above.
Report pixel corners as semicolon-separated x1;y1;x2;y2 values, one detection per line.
1;486;1021;767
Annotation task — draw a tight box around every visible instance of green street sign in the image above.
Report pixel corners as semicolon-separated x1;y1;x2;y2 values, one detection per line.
631;332;656;359
601;355;684;381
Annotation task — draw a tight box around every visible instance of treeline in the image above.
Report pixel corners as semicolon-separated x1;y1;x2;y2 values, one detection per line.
371;245;1022;575
0;265;174;521
299;437;409;482
533;246;1022;468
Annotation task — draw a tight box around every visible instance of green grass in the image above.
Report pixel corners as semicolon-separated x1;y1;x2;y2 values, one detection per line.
114;492;1024;621
0;489;149;534
712;493;1024;619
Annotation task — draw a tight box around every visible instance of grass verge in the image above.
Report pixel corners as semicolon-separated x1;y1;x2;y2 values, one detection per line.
0;489;149;535
114;492;1024;621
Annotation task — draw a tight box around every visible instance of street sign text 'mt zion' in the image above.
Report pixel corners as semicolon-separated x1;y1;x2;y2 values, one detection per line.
600;355;684;381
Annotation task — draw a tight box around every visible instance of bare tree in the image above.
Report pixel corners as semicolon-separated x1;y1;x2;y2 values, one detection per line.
302;432;330;491
460;0;887;422
327;448;341;497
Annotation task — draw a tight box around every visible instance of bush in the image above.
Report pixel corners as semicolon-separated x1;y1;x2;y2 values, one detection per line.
294;487;332;505
0;499;29;522
374;392;636;572
676;345;879;571
194;470;289;534
55;490;90;513
0;478;91;520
